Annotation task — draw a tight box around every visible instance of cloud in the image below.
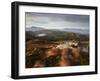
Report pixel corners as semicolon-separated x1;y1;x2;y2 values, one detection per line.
25;12;89;30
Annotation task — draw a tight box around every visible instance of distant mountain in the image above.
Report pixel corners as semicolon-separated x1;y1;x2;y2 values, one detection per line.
26;26;89;41
26;26;44;32
63;28;89;35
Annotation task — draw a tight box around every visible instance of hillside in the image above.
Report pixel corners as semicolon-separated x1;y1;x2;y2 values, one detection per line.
26;27;89;41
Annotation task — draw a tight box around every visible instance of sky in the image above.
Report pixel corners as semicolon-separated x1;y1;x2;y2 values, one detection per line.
25;12;89;30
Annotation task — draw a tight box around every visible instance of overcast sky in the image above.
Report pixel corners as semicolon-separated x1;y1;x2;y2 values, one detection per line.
25;12;89;30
